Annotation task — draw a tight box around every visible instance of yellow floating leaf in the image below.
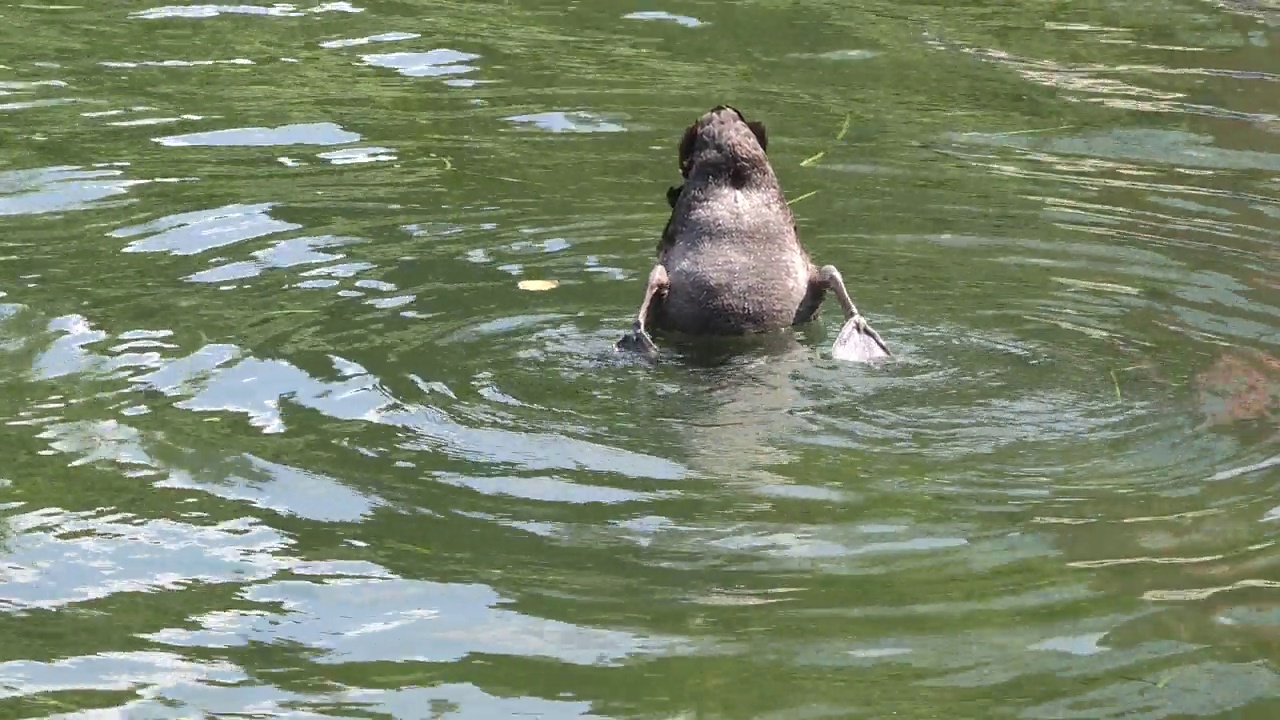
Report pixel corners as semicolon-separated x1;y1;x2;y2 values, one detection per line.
517;279;559;291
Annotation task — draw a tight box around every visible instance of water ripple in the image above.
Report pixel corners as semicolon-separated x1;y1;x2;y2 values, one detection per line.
3;0;1280;717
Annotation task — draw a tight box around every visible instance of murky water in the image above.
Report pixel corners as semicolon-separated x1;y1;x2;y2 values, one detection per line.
2;1;1280;718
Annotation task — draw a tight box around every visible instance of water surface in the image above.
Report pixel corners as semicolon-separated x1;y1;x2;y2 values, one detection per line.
2;0;1280;718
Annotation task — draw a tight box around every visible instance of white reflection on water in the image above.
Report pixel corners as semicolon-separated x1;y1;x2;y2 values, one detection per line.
183;235;358;283
146;575;670;665
1;511;288;610
319;31;419;49
505;111;627;133
111;203;302;255
361;49;479;79
2;656;602;719
16;310;691;482
622;11;705;28
0;166;149;216
130;2;362;20
153;121;360;147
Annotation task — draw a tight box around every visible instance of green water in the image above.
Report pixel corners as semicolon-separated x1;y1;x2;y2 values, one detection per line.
2;0;1280;717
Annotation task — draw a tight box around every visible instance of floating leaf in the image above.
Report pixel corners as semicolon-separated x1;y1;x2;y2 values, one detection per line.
517;279;558;291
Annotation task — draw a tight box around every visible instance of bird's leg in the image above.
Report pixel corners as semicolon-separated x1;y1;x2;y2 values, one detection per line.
816;264;891;362
615;264;669;356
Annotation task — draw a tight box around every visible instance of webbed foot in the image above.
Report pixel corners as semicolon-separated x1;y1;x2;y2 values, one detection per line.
832;314;890;362
616;322;660;356
616;264;669;358
817;264;891;363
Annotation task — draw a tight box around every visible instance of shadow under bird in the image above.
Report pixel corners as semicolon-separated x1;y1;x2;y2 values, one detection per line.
616;105;891;363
